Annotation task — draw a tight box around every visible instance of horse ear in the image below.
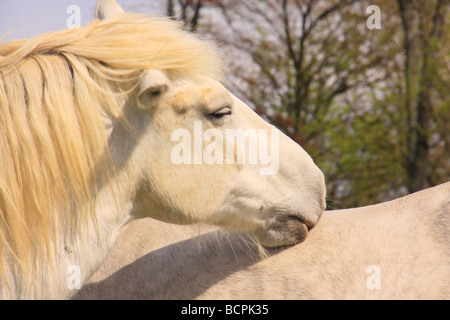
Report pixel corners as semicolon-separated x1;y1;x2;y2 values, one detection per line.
95;0;125;20
137;70;172;109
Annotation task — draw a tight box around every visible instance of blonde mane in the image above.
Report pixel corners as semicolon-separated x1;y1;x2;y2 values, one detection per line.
0;13;222;283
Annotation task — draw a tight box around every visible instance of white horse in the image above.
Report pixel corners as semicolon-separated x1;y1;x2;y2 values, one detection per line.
74;182;449;299
0;0;325;299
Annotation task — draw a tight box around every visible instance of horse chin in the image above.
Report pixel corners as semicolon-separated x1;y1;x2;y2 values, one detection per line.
255;215;309;247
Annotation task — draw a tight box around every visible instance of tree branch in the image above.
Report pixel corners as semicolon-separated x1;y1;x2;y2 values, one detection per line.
282;0;299;69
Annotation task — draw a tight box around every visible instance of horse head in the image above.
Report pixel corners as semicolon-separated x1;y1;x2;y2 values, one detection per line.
96;0;326;247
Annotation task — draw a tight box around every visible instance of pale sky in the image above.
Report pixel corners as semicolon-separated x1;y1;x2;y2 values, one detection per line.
0;0;166;42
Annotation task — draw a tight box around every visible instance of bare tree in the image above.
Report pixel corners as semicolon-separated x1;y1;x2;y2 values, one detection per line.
166;0;220;32
398;0;449;192
159;0;449;207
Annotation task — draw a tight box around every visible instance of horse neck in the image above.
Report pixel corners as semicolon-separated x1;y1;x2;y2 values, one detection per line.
1;178;135;300
46;123;144;299
61;191;133;299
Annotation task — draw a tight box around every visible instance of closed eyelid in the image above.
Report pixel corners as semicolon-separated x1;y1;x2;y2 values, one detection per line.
214;106;232;113
168;86;233;114
203;92;233;114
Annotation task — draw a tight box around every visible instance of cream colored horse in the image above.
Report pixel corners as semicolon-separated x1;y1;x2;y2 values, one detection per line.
75;182;449;299
0;0;325;299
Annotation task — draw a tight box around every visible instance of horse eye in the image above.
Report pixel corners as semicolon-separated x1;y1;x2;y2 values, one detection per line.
209;106;232;120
